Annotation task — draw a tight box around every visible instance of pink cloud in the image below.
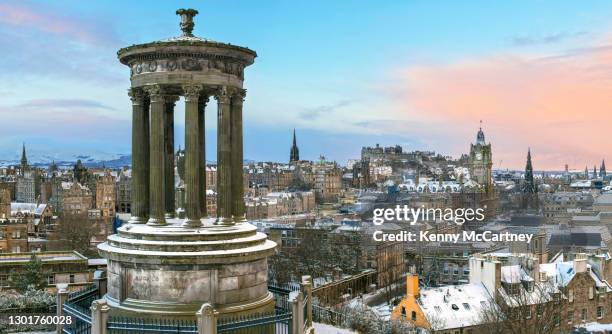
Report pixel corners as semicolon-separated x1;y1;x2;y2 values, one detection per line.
391;46;612;170
0;3;113;45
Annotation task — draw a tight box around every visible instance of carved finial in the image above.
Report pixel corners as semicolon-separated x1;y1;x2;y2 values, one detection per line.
176;8;199;37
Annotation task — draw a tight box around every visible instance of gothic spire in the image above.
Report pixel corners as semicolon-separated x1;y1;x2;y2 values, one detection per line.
290;128;300;162
585;165;589;179
20;142;28;171
601;159;607;178
523;148;535;193
594;165;598;179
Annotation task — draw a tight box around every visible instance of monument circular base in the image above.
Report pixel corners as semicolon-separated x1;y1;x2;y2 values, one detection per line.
97;220;277;319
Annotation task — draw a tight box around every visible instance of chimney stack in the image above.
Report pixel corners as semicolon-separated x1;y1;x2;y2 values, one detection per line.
407;274;419;297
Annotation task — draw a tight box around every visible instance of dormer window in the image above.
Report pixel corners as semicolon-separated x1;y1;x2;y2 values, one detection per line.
451;304;459;310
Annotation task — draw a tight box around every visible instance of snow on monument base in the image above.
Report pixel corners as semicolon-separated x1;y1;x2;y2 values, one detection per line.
97;219;277;319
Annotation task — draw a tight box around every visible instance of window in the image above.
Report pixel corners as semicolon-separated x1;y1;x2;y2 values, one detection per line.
47;275;55;285
589;287;594;300
411;311;416;321
581;308;587;321
568;289;574;303
401;306;406;317
525;308;532;319
567;310;573;323
0;274;7;286
463;268;470;275
554;313;560;327
537;304;543;317
463;303;470;310
453;268;459;275
69;274;75;284
597;306;603;319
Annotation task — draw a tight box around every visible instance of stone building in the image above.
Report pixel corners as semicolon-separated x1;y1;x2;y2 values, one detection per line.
541;192;593;224
0;218;28;253
245;191;315;220
16;169;40;203
0;179;16;202
115;169;131;214
15;144;41;203
10;202;54;239
468;124;493;190
470;253;612;332
0;189;10;218
206;165;217;192
0;251;95;293
63;182;93;216
96;171;116;217
313;158;342;203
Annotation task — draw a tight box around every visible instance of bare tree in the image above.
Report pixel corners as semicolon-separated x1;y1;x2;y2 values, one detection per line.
476;280;563;334
49;213;96;256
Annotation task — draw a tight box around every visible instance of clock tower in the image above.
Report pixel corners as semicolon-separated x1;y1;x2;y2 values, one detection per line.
468;123;493;191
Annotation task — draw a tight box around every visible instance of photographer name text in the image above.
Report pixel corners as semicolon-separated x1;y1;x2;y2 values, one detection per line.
372;231;533;243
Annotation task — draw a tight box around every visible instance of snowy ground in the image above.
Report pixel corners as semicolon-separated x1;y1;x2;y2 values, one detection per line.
313;322;357;334
371;302;393;320
578;322;612;332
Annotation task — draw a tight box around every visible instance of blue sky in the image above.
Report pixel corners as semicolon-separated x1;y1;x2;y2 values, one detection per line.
1;1;611;169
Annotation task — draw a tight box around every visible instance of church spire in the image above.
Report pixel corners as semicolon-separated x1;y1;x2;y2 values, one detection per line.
601;159;607;178
585;165;589;179
594;165;598;179
289;129;300;162
523;148;535;193
20;142;28;171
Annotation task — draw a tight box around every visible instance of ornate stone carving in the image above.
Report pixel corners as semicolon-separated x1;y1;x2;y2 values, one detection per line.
129;56;245;79
182;58;201;71
143;85;163;103
147;60;158;72
166;59;178;71
183;84;202;102
128;88;145;105
214;86;230;104
164;95;180;105
176;9;198;37
230;88;246;104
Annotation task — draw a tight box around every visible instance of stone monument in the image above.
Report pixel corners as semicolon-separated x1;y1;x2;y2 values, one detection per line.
98;8;277;319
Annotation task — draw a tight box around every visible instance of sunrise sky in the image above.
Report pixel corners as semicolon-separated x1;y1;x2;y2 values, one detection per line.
0;0;610;170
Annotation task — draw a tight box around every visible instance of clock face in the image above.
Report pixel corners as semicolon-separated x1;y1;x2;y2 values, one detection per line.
476;152;482;160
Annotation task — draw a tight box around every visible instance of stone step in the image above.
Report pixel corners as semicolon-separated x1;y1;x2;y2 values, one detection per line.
106;231;269;252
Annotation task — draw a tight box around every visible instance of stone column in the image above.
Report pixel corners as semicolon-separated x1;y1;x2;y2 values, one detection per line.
90;299;110;334
215;87;233;224
196;303;217;334
56;283;69;334
183;84;203;227
230;89;246;222
128;88;149;224
164;95;178;218
144;85;166;226
198;95;208;217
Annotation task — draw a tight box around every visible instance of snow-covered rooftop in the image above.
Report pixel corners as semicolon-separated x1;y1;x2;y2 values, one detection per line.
418;283;492;331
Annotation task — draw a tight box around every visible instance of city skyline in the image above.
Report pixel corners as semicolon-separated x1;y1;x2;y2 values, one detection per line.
0;1;611;169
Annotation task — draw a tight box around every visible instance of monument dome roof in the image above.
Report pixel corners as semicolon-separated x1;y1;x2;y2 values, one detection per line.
117;8;256;65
